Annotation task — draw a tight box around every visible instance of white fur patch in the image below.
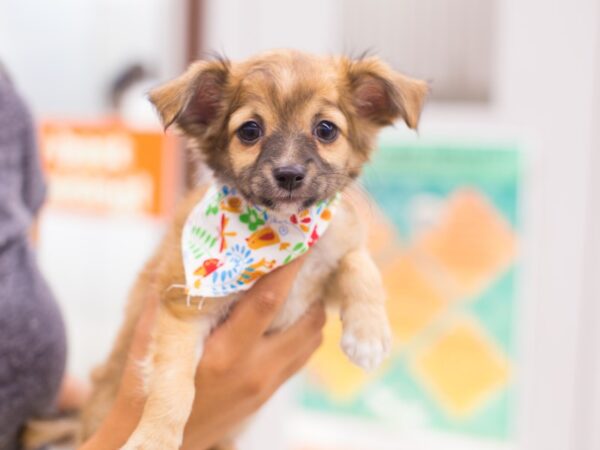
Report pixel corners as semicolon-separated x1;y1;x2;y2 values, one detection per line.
340;328;391;371
137;352;154;396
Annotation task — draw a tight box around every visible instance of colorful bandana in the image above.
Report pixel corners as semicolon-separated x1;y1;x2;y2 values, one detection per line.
181;184;338;298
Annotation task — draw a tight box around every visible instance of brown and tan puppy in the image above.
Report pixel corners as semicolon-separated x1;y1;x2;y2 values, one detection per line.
81;50;427;449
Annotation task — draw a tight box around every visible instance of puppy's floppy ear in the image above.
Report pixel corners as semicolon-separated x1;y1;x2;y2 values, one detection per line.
149;59;229;132
346;57;428;129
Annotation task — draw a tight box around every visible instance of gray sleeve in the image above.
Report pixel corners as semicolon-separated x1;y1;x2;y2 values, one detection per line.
20;109;47;216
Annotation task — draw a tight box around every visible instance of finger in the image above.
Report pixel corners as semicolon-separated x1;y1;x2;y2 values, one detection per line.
263;301;325;356
267;326;323;396
209;256;306;355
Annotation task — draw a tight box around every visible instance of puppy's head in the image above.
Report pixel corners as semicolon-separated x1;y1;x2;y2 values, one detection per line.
150;50;428;215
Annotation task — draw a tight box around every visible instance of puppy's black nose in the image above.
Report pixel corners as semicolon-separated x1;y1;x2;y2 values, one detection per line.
273;165;306;191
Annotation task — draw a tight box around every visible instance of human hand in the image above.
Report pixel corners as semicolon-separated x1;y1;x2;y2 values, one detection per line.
81;257;325;450
182;257;325;448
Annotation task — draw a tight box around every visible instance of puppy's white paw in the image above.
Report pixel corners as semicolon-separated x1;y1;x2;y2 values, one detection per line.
340;321;392;371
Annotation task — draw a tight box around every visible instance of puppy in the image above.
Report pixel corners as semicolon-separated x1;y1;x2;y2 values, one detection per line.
80;49;427;449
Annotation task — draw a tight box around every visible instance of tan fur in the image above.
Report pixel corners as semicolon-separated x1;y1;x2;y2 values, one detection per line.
80;50;427;449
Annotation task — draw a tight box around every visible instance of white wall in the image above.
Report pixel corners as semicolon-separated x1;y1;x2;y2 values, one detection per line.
495;1;599;449
203;0;343;60
574;18;600;450
0;0;185;117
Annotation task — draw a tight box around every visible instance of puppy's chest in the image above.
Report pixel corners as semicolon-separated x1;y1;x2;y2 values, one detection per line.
193;226;349;334
268;208;361;331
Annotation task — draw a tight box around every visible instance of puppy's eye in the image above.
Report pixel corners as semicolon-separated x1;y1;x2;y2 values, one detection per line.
237;121;263;144
314;120;338;143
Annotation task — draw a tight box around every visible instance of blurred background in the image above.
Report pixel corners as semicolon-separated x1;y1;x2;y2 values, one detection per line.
1;0;599;449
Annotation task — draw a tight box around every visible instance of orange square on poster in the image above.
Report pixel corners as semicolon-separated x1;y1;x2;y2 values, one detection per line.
39;120;180;218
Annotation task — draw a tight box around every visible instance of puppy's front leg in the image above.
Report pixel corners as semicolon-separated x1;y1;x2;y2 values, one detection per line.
336;248;391;371
122;303;211;450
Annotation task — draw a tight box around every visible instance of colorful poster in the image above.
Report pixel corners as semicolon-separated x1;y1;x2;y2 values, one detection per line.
297;140;521;444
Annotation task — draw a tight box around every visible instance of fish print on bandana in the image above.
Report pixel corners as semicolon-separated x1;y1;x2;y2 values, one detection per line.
181;184;339;298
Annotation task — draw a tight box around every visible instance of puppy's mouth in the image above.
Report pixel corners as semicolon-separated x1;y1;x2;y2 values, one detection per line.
258;193;318;211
